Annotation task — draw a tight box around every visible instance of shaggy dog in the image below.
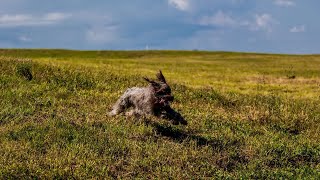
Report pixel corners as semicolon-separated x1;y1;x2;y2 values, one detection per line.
109;70;187;125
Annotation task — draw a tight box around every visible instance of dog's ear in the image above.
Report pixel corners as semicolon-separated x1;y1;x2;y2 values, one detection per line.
143;77;160;87
156;70;166;83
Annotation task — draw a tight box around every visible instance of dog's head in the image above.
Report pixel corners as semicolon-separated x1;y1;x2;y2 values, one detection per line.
144;70;174;105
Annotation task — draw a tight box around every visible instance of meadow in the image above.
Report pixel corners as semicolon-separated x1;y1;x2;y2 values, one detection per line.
0;49;319;179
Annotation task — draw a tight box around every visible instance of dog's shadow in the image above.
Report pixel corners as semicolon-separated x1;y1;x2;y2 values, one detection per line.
158;107;188;125
145;120;240;151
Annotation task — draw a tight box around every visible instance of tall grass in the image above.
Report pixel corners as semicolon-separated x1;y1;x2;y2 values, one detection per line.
0;49;319;178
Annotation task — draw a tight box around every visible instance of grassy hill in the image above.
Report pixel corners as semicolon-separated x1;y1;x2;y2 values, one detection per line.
0;49;319;179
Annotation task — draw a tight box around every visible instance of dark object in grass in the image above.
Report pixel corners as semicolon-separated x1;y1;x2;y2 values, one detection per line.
16;63;33;81
109;70;187;125
287;75;296;79
159;106;187;125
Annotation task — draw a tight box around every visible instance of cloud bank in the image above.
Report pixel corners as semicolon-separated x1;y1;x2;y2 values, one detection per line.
0;0;318;54
0;12;71;27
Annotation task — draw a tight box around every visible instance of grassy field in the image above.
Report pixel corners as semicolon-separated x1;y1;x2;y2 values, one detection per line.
0;49;319;179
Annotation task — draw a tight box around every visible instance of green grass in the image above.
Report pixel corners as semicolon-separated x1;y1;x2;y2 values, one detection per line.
0;49;319;179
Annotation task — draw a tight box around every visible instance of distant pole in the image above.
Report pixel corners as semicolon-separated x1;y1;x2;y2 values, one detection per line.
145;45;149;51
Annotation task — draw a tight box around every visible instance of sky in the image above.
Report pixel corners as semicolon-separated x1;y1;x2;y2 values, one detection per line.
0;0;319;54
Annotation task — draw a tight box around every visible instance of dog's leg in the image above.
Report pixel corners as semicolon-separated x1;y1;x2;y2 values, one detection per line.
125;108;148;118
108;94;131;116
162;106;187;125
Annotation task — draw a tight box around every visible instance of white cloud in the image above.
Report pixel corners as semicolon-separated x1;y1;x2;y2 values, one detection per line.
290;25;305;33
0;12;71;27
251;14;275;32
198;11;277;33
0;14;32;25
168;0;190;11
44;12;71;21
86;25;119;44
199;11;236;27
274;0;295;7
255;14;272;28
19;35;32;42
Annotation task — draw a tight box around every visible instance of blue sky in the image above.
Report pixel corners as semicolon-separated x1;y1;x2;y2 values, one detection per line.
0;0;319;54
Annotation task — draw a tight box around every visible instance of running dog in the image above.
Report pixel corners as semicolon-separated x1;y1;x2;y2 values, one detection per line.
108;70;187;125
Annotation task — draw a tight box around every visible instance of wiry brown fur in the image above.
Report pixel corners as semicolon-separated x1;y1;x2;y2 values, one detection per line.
109;70;187;125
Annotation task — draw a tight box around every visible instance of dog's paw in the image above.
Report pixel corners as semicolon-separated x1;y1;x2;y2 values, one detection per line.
107;110;117;117
125;111;134;117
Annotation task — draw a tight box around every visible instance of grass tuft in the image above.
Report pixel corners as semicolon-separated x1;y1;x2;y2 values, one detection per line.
16;60;33;81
